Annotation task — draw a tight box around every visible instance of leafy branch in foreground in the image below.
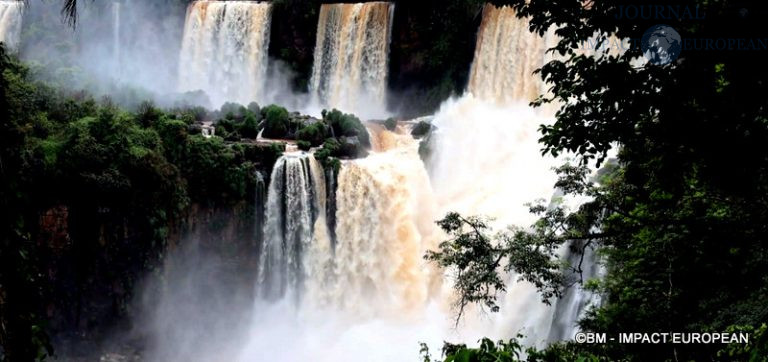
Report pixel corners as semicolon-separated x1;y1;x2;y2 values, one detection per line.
425;163;614;324
420;336;605;362
425;213;506;322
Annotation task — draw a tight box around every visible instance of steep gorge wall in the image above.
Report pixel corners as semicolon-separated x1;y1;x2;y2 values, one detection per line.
34;199;263;355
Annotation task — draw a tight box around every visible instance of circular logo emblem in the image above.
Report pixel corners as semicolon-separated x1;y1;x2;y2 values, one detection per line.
641;25;682;65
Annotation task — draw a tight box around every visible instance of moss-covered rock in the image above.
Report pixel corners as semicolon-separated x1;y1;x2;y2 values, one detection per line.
296;121;329;146
322;109;371;148
411;120;434;138
339;136;369;159
384;117;397;131
297;140;312;151
314;138;341;165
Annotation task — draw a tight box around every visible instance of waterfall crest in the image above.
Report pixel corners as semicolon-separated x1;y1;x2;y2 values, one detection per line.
468;4;549;104
257;153;327;301
0;1;24;50
309;2;394;119
178;1;272;107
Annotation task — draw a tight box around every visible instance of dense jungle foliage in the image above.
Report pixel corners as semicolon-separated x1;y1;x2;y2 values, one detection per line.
0;46;290;360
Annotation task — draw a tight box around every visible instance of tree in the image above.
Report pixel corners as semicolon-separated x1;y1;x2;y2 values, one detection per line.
0;45;268;359
261;104;291;139
426;164;609;324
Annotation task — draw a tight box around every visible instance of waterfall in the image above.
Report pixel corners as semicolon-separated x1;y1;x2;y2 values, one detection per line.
235;130;452;362
145;3;601;360
0;0;24;50
305;132;440;317
548;241;604;341
254;171;267;249
257;153;327;301
468;4;550;104
324;167;337;247
309;2;394;119
428;95;563;346
178;1;272;107
112;2;122;81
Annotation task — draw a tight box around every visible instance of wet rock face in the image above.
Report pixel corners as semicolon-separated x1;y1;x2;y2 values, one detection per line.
39;205;71;252
410;121;435;139
290;112;323;129
340;136;370;159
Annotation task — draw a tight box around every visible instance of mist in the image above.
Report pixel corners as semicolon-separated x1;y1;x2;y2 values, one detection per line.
15;0;312;113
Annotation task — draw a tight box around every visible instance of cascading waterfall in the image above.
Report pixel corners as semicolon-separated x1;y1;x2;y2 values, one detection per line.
178;1;272;107
257;153;328;301
305;131;440;317
548;240;604;341
112;1;122;81
238;129;458;362
0;0;24;50
324;167;337;247
309;2;394;119
254;171;267;249
468;4;551;104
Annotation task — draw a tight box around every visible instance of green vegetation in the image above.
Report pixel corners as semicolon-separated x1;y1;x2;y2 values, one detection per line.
240;113;260;139
384;117;397;131
0;47;279;360
261;104;291;139
297;140;312;151
200;102;264;141
314;138;343;172
295;121;329;147
420;337;603;362
322;109;371;148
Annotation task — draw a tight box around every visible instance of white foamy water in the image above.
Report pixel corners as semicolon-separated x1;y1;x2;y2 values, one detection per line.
0;0;24;50
178;1;272;107
309;2;394;119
